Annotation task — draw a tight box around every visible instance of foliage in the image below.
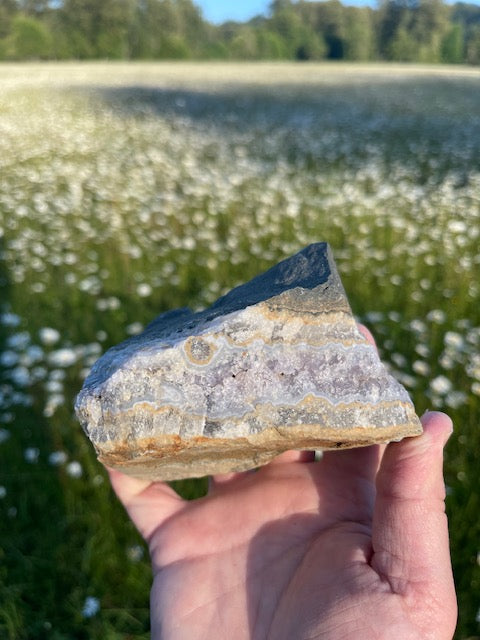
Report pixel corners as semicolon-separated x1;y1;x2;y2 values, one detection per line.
0;0;480;63
441;23;465;63
2;14;52;59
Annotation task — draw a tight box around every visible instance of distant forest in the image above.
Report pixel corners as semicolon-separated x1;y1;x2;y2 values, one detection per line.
1;0;480;64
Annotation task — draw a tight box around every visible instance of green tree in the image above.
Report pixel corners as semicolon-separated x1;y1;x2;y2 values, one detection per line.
269;0;293;14
269;2;325;60
0;0;17;38
450;2;480;64
379;0;449;62
411;0;449;62
60;0;133;58
231;25;259;59
466;24;480;64
441;22;464;63
176;0;209;56
344;6;374;60
378;0;406;58
297;0;346;59
270;4;302;50
6;13;52;59
129;0;209;59
388;24;417;60
256;28;288;59
295;27;326;60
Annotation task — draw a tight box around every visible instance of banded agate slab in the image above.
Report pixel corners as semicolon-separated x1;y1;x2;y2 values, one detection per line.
75;243;422;481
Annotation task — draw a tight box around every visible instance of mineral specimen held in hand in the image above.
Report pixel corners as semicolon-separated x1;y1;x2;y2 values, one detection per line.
75;243;422;481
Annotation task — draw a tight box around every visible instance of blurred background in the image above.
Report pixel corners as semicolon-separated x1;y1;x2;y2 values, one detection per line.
0;1;480;639
1;0;480;63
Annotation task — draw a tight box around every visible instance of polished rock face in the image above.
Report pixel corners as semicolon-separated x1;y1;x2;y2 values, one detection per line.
75;243;422;480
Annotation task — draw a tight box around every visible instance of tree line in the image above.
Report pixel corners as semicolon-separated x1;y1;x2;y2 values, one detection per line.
1;0;480;64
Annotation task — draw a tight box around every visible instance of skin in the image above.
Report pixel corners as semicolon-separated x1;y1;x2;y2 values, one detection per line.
108;328;457;639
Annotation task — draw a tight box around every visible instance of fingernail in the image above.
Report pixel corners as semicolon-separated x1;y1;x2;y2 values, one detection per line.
422;410;454;445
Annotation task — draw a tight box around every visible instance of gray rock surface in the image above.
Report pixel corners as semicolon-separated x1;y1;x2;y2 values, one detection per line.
75;243;422;480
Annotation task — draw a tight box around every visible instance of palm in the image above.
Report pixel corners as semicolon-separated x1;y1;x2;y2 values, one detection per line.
109;417;457;640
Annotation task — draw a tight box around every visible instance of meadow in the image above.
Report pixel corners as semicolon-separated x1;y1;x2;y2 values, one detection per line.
0;61;479;639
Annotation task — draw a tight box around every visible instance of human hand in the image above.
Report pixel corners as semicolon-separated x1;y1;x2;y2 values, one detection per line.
108;333;457;639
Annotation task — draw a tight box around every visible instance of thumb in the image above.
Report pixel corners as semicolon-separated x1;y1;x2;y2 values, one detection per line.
371;411;455;599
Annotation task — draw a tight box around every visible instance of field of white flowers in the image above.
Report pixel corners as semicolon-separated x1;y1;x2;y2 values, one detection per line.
0;62;479;638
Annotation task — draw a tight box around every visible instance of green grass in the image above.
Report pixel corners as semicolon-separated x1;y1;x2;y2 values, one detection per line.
0;62;479;638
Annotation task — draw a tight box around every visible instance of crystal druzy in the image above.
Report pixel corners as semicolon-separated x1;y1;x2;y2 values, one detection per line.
75;243;422;481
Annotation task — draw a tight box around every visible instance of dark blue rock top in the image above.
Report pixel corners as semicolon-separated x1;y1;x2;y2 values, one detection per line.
146;242;331;338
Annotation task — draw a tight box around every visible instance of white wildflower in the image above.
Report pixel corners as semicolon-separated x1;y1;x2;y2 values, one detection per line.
48;450;68;466
137;283;152;297
396;372;417;388
391;353;407;368
24;345;44;364
66;461;82;478
387;311;401;322
24;447;40;463
39;327;60;346
84;343;102;356
44;380;63;394
364;311;383;323
49;369;66;381
48;348;77;368
409;319;427;334
127;544;144;562
413;360;430;376
10;367;31;387
82;596;100;619
6;332;30;350
445;391;467;409
430;375;452;395
126;322;143;335
415;343;430;358
43;394;65;417
0;429;10;444
444;331;464;350
420;278;431;290
92;475;104;486
31;282;46;294
0;486;6;499
439;353;455;370
426;309;446;324
0;351;20;367
0;312;21;327
447;219;467;234
96;299;108;311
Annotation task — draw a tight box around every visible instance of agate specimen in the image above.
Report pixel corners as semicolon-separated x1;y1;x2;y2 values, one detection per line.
75;243;422;480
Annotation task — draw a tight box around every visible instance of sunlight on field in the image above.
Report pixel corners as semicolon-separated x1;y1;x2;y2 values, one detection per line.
0;62;479;638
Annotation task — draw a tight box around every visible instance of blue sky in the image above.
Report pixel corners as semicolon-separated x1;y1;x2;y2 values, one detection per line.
194;1;268;24
195;0;371;23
